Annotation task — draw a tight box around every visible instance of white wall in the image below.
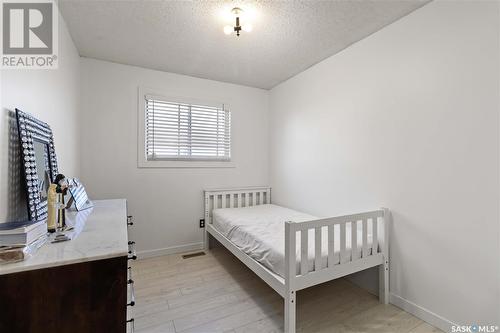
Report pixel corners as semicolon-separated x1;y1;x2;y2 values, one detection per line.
269;0;499;328
79;58;269;255
0;8;80;222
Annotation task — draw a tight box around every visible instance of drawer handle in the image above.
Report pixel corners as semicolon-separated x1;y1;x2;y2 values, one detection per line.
128;267;133;282
128;241;136;254
128;242;137;260
127;318;135;333
128;279;135;307
127;215;133;226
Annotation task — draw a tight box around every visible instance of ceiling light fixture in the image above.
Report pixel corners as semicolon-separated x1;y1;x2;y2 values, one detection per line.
223;7;252;37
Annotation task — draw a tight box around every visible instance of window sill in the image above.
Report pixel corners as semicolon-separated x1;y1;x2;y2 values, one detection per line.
138;160;236;169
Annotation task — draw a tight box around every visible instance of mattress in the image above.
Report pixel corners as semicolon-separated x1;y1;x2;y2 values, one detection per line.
212;204;373;278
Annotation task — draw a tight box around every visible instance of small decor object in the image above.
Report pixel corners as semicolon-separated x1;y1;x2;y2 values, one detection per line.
47;184;57;233
54;174;68;229
51;233;70;243
68;178;93;211
15;109;58;221
223;7;253;36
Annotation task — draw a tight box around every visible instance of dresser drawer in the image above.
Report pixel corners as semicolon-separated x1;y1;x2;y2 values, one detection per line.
0;256;128;332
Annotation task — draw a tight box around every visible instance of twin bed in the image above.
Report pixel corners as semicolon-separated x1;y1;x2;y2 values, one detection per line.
204;187;390;333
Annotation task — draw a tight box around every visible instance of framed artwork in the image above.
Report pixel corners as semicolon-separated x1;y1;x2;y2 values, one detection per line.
16;109;58;221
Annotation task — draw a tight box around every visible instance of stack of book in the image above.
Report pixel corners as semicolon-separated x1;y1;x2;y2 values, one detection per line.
0;220;48;264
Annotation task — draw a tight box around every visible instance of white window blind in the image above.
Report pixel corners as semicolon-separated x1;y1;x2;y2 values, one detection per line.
145;95;231;161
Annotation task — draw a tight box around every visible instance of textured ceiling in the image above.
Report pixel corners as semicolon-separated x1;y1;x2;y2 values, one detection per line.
59;0;429;89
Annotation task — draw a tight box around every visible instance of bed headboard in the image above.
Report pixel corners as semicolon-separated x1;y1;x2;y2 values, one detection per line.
204;186;271;224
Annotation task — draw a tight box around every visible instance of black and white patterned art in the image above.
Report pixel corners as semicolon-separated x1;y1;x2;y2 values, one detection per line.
69;178;93;211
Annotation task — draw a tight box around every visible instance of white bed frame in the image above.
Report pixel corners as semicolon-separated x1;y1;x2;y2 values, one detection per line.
204;186;390;333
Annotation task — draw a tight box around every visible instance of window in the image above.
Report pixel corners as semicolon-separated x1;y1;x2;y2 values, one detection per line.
142;94;231;165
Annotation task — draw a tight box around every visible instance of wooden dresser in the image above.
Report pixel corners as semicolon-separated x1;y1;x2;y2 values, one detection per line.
0;199;136;333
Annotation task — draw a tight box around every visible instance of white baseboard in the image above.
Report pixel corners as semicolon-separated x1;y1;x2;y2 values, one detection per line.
137;242;204;259
390;293;456;332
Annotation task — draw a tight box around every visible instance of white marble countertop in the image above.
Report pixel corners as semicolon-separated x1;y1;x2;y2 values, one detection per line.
0;199;129;276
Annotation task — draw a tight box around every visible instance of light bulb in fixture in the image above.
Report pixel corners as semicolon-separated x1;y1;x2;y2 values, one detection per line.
231;7;243;16
223;25;233;35
242;24;252;32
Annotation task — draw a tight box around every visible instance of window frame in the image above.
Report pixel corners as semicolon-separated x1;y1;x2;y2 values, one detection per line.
137;87;235;168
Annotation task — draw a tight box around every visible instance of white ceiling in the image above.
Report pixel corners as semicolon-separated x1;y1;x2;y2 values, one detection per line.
59;0;429;89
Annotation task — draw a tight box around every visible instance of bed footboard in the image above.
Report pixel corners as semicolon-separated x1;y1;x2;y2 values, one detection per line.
284;208;390;333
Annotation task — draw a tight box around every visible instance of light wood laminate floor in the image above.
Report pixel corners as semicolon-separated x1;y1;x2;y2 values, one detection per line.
131;247;442;333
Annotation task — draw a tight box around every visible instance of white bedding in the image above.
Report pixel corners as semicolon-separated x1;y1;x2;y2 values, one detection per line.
212;204;373;278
